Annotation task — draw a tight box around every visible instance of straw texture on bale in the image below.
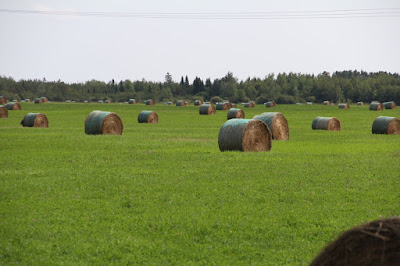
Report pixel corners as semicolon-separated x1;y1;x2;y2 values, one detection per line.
176;100;187;106
357;101;364;106
312;117;341;131
383;101;397;109
264;101;276;108
85;111;123;135
5;102;21;110
311;217;400;266
244;102;255;108
194;100;203;106
227;108;245;120
218;119;272;152
199;104;215;115
145;99;155;105
128;99;136;104
338;103;350;109
253;112;289;140
0;96;6;105
20;113;48;127
0;106;8;118
372;116;400;135
138;111;158;123
216;102;230;110
369;102;383;111
322;101;330;105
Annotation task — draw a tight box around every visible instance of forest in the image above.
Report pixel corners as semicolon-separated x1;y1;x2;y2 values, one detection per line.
1;70;399;104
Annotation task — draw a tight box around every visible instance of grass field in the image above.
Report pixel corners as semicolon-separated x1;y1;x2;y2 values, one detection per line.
1;102;399;264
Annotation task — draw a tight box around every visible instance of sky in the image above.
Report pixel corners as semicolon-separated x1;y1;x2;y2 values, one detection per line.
0;0;399;83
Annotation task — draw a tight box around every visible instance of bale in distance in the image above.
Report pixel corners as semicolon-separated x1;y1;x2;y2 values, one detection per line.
243;102;255;108
145;99;155;105
311;217;400;266
5;102;21;110
307;102;313;105
138;111;158;123
167;101;173;105
253;112;289;140
0;96;6;105
264;101;276;108
312;117;341;131
383;101;397;109
176;100;187;106
357;101;364;106
40;97;48;102
20;113;48;127
338;103;350;109
85;111;123;135
218;119;272;152
98;100;103;103
34;98;43;104
216;102;231;110
104;100;111;103
322;101;330;105
194;100;203;106
0;105;8;118
372;116;400;135
227;108;245;120
128;99;136;104
199;104;215;115
369;102;383;111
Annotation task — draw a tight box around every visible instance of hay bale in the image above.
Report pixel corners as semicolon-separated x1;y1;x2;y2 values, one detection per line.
145;99;155;105
0;96;6;105
231;103;237;108
138;111;158;123
167;101;173;105
65;100;71;103
264;101;276;108
227;108;245;120
34;98;43;104
370;102;383;111
307;102;313;105
176;100;187;106
104;100;111;103
40;97;48;102
216;102;230;110
312;117;341;131
0;106;8;118
244;102;255;108
194;100;203;106
218;119;272;152
383;101;397;109
322;101;330;105
199;104;216;115
372;116;400;134
311;217;400;266
84;100;88;103
338;103;350;109
5;102;21;110
357;101;364;106
20;113;48;127
85;111;123;135
253;112;289;140
98;100;103;103
128;99;136;104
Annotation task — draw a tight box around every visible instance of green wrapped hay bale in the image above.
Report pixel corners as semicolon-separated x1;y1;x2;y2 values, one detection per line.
369;102;383;111
5;102;21;110
312;117;341;131
372;116;400;134
97;100;103;103
144;99;155;105
0;96;6;105
383;101;397;109
104;100;111;103
194;100;203;106
216;102;230;110
218;119;272;152
264;101;276;108
199;104;215;115
34;98;43;104
311;217;400;266
176;100;187;106
0;105;8;118
322;101;330;105
227;108;245;120
20;113;48;127
243;102;255;108
128;99;136;104
40;97;48;102
338;103;350;109
253;112;289;140
85;111;123;135
138;111;158;123
356;101;364;106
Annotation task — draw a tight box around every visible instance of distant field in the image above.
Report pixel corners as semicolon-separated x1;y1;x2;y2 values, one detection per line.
1;102;399;264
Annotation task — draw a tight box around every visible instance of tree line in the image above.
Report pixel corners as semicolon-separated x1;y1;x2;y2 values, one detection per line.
1;70;399;104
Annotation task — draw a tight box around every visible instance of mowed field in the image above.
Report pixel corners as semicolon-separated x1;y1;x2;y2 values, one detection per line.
1;102;399;264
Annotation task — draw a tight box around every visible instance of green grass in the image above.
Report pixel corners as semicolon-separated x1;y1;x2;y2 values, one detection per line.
1;102;399;264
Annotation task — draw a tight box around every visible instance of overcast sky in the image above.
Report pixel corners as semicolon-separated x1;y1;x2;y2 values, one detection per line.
0;0;399;83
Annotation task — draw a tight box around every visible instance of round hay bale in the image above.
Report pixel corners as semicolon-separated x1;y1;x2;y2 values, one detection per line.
194;100;203;106
253;112;289;140
176;100;186;106
231;103;237;108
244;102;255;108
34;98;44;104
264;101;276;108
167;101;173;105
0;106;8;118
357;101;364;106
20;113;48;127
104;100;111;103
218;119;272;152
312;117;341;131
138;111;158;123
372;116;400;135
5;102;21;110
311;217;400;266
307;102;313;105
128;99;136;104
0;96;6;105
383;101;397;109
97;100;103;103
370;102;383;111
216;102;230;110
227;108;245;120
199;104;215;115
40;97;48;102
84;100;88;103
322;101;330;105
338;103;350;109
145;99;155;105
85;111;123;135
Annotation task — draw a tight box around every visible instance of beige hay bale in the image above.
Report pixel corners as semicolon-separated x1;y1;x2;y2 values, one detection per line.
85;111;123;135
0;106;8;118
372;116;400;134
0;96;6;105
383;101;397;109
312;117;341;131
369;102;383;111
199;104;216;115
227;108;245;120
20;113;48;127
138;111;158;123
253;112;289;140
